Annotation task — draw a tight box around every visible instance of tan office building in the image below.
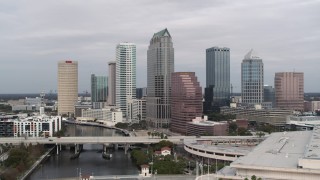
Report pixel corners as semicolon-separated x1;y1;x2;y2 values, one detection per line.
107;61;116;105
275;72;304;111
58;60;78;116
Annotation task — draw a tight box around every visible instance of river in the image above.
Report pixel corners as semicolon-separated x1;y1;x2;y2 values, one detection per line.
26;123;140;180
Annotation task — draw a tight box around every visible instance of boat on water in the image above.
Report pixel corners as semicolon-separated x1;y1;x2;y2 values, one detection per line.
102;152;112;160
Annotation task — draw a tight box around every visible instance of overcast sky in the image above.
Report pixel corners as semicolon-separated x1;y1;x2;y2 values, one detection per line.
0;0;319;94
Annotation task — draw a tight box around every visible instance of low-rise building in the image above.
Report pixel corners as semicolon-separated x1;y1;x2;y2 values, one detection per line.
127;98;146;123
186;116;228;136
140;164;151;177
287;115;320;130
160;147;171;156
221;106;292;126
214;127;320;180
233;119;248;129
74;103;92;117
304;101;320;112
0;115;62;137
81;106;123;125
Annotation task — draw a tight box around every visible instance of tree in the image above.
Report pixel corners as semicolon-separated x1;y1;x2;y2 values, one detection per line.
115;122;129;129
238;127;252;136
131;149;149;166
154;140;173;150
256;131;265;138
229;122;238;135
160;132;164;139
147;132;151;137
251;175;257;180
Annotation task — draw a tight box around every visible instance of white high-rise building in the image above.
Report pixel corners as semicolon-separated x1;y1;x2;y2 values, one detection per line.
116;43;136;117
58;60;78;116
147;28;174;128
241;50;264;106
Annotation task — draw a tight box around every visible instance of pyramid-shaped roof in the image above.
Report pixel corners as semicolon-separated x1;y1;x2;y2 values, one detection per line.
244;49;260;60
152;28;171;38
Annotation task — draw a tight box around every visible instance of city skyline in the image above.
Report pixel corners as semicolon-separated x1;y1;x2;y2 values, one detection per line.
0;0;319;93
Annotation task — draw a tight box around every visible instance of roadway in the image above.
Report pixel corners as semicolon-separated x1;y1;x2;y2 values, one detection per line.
53;175;196;180
0;135;260;145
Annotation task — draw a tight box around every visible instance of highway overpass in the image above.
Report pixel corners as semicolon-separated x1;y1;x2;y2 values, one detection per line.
0;135;261;145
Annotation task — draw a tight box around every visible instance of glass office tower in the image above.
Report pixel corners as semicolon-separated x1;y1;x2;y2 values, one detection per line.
204;47;230;113
241;49;264;106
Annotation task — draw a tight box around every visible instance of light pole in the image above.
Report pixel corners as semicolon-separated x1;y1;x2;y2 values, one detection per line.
188;161;190;175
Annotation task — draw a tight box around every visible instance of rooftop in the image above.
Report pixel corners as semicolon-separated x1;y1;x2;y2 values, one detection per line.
231;130;313;169
304;126;320;159
188;120;227;127
152;28;171;38
244;49;261;60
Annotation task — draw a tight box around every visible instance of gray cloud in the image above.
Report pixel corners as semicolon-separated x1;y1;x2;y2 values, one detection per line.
0;0;319;93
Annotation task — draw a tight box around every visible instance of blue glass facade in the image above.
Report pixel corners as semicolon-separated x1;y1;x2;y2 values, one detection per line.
205;47;230;112
91;74;107;102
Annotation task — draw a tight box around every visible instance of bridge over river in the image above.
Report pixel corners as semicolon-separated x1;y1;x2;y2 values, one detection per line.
0;135;260;145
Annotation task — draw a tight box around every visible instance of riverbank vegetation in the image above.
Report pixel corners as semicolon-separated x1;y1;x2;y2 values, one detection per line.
130;140;227;175
131;140;186;174
0;143;46;180
115;120;148;130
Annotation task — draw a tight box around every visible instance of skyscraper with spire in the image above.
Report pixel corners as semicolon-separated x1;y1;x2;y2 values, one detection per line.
241;49;264;106
146;28;174;128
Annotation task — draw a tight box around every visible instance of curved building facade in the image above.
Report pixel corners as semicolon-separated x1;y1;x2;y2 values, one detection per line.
170;72;202;134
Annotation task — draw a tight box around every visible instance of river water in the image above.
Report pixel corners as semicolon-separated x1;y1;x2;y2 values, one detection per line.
26;123;140;180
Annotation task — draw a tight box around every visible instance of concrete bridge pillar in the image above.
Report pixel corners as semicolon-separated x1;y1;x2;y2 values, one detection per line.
56;143;59;155
124;144;129;154
103;144;107;153
114;144;119;151
75;144;80;154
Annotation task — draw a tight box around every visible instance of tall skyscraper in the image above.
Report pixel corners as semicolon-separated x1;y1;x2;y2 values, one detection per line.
58;60;78;116
146;28;174;128
116;43;136;117
91;74;107;102
107;61;116;105
204;47;230;113
170;72;202;134
241;49;264;106
275;72;304;111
